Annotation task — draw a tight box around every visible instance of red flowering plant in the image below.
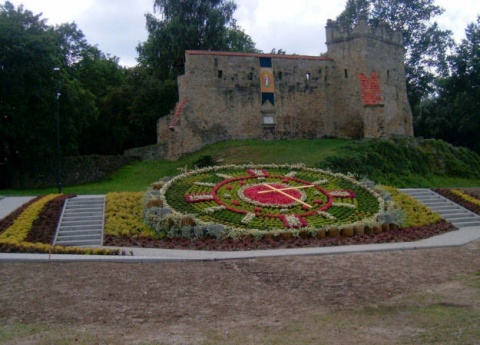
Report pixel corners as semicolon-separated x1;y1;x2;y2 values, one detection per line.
148;164;388;240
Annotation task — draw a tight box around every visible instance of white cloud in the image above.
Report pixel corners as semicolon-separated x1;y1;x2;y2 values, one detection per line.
5;0;480;66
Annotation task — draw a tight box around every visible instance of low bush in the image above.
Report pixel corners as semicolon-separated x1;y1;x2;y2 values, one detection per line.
104;192;155;238
322;138;480;187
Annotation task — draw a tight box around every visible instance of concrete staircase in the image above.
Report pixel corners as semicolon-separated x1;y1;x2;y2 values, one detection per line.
400;188;480;228
54;195;105;246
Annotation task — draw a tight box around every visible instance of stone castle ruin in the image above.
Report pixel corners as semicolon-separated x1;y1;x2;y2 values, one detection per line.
156;18;413;159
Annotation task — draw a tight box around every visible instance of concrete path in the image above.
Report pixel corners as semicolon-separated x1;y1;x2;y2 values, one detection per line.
0;191;479;262
0;196;35;219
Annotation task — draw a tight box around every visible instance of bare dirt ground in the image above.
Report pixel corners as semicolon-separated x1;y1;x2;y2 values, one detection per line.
1;240;480;345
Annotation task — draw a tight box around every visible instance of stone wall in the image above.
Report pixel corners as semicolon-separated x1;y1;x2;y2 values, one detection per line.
124;143;169;161
156;18;414;160
3;155;139;189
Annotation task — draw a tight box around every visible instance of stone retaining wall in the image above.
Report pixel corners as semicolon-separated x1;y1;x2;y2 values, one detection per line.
3;155;139;189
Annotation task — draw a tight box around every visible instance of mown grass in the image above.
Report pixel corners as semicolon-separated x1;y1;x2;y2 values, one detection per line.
1;138;479;196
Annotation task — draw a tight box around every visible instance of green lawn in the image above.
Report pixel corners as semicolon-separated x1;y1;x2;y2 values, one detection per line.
1;138;479;195
0;139;349;195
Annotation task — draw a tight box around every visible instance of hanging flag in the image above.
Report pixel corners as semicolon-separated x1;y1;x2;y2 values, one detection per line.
259;57;274;105
260;67;274;93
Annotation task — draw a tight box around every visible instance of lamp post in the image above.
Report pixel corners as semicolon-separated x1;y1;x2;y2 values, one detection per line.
53;67;62;193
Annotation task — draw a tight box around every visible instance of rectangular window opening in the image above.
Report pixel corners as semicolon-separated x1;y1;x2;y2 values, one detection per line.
218;70;223;79
263;116;275;125
344;69;348;78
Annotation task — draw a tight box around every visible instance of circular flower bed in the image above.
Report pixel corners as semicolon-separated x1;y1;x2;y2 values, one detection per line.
144;164;390;240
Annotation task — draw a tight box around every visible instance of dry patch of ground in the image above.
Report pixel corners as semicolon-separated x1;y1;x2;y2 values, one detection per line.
1;240;479;344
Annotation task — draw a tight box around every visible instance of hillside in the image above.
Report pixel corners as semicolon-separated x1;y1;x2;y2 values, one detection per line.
1;138;479;195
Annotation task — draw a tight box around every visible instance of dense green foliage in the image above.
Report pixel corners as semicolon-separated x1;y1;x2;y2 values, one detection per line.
1;1;258;188
323;138;480;187
1;139;479;195
138;0;258;79
415;16;480;154
0;2;154;187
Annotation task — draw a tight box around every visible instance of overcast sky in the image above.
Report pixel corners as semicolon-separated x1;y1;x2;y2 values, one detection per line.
6;0;480;67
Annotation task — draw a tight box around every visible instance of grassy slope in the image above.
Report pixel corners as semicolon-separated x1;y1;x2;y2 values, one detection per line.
1;138;479;195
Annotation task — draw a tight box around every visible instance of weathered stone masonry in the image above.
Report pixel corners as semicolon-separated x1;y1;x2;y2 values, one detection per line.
156;18;413;160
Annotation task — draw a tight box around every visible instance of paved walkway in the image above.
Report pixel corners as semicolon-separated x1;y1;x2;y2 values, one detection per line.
0;196;35;219
0;194;479;262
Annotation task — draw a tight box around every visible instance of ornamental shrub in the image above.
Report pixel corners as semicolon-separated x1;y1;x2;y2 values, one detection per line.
105;192;155;238
322;138;480;186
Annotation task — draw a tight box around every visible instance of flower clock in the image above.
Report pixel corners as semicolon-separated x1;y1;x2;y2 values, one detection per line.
157;164;385;238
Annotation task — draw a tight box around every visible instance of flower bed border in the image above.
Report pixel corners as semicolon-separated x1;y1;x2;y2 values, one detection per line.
145;164;391;240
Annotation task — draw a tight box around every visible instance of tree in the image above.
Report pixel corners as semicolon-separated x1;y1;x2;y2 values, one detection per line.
138;0;258;78
0;1;130;186
334;0;454;112
416;17;480;153
0;1;63;185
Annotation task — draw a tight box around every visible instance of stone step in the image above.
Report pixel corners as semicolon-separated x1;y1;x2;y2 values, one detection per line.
65;205;103;211
447;214;479;221
60;219;102;226
429;204;462;210
400;188;480;229
61;215;103;222
452;220;480;227
55;239;102;247
58;230;103;237
54;196;105;247
59;224;104;231
422;200;450;206
57;233;102;240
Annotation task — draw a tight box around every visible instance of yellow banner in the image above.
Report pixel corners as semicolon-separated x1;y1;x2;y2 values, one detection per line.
259;68;275;93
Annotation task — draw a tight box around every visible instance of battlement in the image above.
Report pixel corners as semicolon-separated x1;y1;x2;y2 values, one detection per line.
155;16;413;160
326;18;403;46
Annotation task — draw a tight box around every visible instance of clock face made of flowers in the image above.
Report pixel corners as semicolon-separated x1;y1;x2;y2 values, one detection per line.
161;165;383;232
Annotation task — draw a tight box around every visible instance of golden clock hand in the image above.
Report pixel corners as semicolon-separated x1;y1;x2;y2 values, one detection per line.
257;184;315;194
262;183;312;208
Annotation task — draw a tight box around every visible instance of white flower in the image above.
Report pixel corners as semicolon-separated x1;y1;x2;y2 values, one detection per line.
204;205;226;214
317;211;337;220
186;194;214;202
217;173;233;179
194;182;216;187
284;215;303;227
330;190;354;198
241;213;256;224
332;202;356;209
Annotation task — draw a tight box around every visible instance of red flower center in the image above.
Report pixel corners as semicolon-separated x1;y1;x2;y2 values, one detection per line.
243;184;302;206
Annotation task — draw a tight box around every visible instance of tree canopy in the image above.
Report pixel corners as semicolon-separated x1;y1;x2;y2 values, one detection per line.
0;0;259;187
138;0;259;78
0;2;137;186
415;16;480;153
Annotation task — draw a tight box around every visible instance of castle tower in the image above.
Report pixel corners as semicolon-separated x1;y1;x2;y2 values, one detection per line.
326;17;413;138
147;17;414;160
